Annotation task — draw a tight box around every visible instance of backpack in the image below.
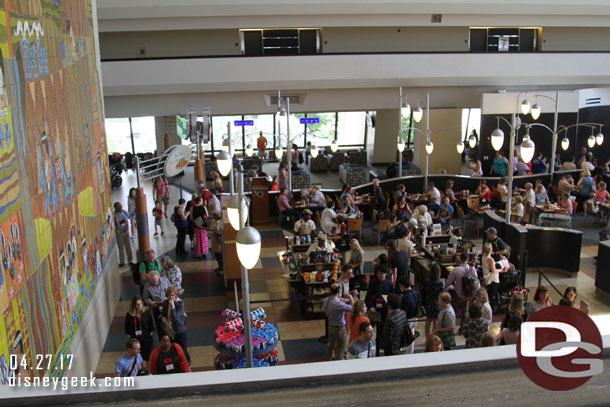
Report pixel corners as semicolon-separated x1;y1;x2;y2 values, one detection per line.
462;268;481;298
132;260;159;286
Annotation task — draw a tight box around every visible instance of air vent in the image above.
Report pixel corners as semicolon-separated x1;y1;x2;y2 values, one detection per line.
585;97;601;106
265;94;304;106
431;14;442;23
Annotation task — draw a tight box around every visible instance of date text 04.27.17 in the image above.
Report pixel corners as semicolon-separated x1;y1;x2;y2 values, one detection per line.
10;354;74;371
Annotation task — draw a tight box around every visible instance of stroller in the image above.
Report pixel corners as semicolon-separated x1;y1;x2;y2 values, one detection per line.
108;153;124;190
492;268;528;313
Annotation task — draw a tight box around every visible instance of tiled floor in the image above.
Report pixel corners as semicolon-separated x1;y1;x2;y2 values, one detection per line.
95;168;610;377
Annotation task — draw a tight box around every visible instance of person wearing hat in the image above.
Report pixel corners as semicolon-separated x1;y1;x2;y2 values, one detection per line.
294;209;316;236
484;227;509;258
306;232;334;255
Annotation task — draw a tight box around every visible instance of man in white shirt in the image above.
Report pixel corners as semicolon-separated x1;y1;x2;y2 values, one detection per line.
426;182;441;213
207;190;221;216
523;182;536;223
294;209;316;236
306;232;335;255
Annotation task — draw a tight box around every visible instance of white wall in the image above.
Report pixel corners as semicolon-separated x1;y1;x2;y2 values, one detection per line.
100;29;238;59
542;27;610;51
372;109;400;164
323;27;468;53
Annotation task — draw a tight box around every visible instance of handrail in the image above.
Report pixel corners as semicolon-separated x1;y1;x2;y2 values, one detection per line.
536;268;564;298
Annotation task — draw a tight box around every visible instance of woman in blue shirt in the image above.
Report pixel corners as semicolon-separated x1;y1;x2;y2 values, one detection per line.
577;169;596;197
491;151;509;177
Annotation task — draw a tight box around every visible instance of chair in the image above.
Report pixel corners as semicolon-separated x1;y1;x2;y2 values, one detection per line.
384;191;391;212
458;205;480;237
325;194;331;204
466;197;480;211
371;219;390;246
584;201;602;224
347;217;363;240
315;211;322;226
371;209;378;223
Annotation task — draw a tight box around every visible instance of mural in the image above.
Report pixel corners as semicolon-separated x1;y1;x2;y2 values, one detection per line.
0;0;112;382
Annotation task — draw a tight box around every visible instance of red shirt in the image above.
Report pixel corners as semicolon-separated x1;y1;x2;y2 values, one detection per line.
149;343;190;374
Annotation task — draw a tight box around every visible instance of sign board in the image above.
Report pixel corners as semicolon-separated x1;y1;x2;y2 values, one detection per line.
234;120;254;126
431;223;442;236
300;118;320;124
163;145;192;177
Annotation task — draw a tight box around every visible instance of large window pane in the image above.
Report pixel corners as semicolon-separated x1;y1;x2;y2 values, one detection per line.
244;114;275;150
105;118;131;154
462;108;481;142
306;112;336;147
130;116;157;153
212;115;243;153
277;113;305;149
105;117;156;154
337;111;366;146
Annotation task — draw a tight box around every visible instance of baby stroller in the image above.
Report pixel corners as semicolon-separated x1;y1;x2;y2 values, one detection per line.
492;268;528;313
108;154;123;189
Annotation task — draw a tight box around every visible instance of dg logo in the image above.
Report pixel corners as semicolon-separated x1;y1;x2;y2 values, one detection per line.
517;305;603;391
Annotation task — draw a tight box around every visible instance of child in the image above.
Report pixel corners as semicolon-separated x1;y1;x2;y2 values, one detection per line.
586;192;600;214
512;195;524;224
152;201;164;236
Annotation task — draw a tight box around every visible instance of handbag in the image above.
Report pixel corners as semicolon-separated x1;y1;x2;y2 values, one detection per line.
194;216;205;228
164;304;176;340
401;311;416;347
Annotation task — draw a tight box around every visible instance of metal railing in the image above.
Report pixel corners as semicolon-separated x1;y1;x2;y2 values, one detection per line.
537;268;564;298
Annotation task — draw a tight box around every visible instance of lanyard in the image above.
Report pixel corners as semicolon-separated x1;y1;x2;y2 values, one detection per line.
134;314;142;332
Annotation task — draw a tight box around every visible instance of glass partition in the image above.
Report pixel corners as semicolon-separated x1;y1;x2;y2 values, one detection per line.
105;117;157;154
306;112;336;147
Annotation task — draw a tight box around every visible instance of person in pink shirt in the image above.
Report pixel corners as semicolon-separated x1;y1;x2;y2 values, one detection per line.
153;175;170;217
595;181;609;202
278;188;299;219
475;179;492;203
559;193;573;214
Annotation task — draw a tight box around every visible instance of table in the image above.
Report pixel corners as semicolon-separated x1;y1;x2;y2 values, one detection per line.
538;212;571;228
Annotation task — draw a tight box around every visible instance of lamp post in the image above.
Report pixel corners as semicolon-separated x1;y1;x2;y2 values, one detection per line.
223;122;236;195
397;87;412;178
277;91;292;192
217;149;262;368
402;93;433;191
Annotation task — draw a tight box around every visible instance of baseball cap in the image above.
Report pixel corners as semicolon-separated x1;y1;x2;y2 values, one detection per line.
485;227;497;235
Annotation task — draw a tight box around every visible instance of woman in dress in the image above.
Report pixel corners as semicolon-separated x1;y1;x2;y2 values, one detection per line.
127;188;137;238
189;196;209;258
124;296;155;367
423;262;445;337
468;154;483;177
348;239;365;276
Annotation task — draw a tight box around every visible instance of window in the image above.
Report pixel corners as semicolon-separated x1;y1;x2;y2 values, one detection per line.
243;114;275;150
337;112;366;146
277;113;305;149
462;108;482;144
105;117;156;154
306;112;336;147
212;115;243;154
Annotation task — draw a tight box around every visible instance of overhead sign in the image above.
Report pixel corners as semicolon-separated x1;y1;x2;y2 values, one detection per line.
300;118;320;124
163;145;192;177
234;120;254;126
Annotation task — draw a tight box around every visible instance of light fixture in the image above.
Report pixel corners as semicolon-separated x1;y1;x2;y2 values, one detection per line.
228;194;249;231
397;139;405;153
274;145;284;160
588;134;596;148
401;103;411;118
491;128;505;151
531;103;541;120
236;226;262;269
413;106;423;123
277;106;286;117
468;134;477;149
425;140;434;155
310;145;319;158
216;150;232;177
520;135;536;163
245;144;254;157
330;140;338;153
222;138;235;157
596;131;604;146
561;137;570;151
456;140;465;154
521;99;531;115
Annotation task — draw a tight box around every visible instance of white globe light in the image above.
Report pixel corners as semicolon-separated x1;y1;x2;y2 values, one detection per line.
521;99;531;115
277;106;286;117
491;128;505;151
397;140;405;152
561;137;570;151
468;134;477;149
425;140;434;155
330;140;338;152
236;226;262;269
456;141;465;154
520;138;536;163
531;103;541;120
596;132;604;146
401;104;411;118
245;144;254;157
216;150;232;177
413;107;423;123
310;145;319;158
227;194;249;231
588;135;596;148
222;138;235;157
275;146;284;160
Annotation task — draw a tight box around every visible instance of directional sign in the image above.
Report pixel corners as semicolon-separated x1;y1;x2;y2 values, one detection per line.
234;120;254;126
300;118;320;124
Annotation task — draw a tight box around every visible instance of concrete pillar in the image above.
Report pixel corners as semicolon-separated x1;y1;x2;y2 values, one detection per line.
414;108;463;175
371;109;400;165
135;188;150;260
